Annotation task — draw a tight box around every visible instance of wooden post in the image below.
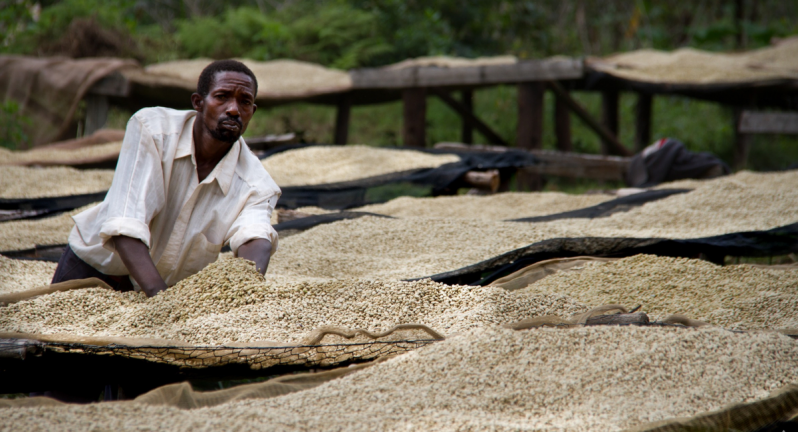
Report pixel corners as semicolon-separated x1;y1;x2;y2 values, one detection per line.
554;93;572;152
461;90;474;144
635;92;652;152
403;88;427;147
601;90;619;155
517;82;545;150
733;108;751;169
547;81;632;157
517;82;545;191
333;93;352;145
84;94;109;137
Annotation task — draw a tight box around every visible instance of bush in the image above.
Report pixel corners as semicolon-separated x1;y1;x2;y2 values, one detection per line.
175;4;390;69
0;101;31;150
3;0;140;58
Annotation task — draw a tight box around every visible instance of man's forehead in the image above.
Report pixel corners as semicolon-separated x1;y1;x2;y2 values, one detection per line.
210;71;255;92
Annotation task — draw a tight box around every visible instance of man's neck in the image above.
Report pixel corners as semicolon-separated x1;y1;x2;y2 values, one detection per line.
192;120;234;182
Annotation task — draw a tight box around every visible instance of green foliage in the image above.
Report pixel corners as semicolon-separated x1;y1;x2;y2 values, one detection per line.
0;0;35;48
175;4;390;68
3;0;138;55
0;100;31;150
176;7;288;60
5;0;798;63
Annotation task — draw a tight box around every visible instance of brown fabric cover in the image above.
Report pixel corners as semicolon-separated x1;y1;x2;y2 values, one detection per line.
624;384;798;432
0;359;381;408
0;277;112;305
489;256;618;291
41;128;125;150
0;55;137;146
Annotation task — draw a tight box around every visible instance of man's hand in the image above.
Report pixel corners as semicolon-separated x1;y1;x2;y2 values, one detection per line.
114;235;168;297
237;238;272;275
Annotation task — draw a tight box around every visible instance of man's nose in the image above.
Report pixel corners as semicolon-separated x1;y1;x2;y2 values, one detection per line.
226;101;240;117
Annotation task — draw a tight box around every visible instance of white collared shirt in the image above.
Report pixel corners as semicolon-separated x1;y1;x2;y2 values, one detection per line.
69;107;281;286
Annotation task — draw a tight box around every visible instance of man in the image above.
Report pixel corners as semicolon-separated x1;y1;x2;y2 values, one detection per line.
53;59;280;298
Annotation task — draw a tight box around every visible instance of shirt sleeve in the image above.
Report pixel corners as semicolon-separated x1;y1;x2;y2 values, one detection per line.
98;114;166;250
226;190;280;256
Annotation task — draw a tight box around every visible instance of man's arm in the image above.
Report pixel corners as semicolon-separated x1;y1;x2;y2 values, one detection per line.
237;238;272;275
114;235;167;297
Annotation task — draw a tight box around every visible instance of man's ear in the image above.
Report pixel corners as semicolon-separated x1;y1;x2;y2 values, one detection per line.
252;104;257;114
191;93;204;111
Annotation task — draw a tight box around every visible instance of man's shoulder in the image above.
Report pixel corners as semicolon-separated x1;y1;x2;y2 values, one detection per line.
132;107;196;135
236;143;281;195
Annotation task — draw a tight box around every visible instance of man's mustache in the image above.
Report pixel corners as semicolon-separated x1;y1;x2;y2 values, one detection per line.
219;116;242;128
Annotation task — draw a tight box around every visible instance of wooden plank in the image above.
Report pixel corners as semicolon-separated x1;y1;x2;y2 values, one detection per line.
463;170;500;192
482;58;584;84
547;81;632;157
350;67;416;89
554;93;572;152
87;72;130;97
84;94;109;136
432;89;507;146
524;149;629;181
601;90;619;155
333;93;352;145
461;90;474;144
416;66;482;87
403;88;427;147
635;93;653;151
350;58;583;89
433;142;630;181
738;111;798;134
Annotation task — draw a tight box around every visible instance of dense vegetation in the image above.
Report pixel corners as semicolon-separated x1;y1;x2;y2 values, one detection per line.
2;0;797;175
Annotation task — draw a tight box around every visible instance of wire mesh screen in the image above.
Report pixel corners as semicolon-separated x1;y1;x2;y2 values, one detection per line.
0;338;439;370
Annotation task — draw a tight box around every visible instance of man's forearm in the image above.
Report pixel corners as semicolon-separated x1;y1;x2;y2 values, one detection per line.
237;238;272;275
113;235;167;297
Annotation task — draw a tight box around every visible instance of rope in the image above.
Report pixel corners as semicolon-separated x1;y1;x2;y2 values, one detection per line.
301;324;445;346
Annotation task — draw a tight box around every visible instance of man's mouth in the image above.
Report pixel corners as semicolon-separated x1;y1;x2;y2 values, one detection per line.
220;120;241;131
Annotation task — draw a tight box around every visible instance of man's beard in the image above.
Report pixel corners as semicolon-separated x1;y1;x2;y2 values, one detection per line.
209;116;243;144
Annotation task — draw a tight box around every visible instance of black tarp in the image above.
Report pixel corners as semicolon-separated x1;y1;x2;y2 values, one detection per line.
272;211;393;232
0;146;537;215
275;148;539;209
508;189;691;222
0;191;106;213
416;223;798;286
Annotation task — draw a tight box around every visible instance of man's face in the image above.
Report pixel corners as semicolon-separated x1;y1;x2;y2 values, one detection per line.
194;71;257;144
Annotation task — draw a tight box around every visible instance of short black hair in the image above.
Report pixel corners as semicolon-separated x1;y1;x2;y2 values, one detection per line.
196;59;258;98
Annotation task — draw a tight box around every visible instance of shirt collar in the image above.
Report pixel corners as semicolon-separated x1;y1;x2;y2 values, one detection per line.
208;140;241;196
177;114;241;196
175;114;195;160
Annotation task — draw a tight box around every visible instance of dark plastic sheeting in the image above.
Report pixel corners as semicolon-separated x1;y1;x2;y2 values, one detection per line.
416;223;798;286
508;189;691;222
0;191;106;212
277;149;539;209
